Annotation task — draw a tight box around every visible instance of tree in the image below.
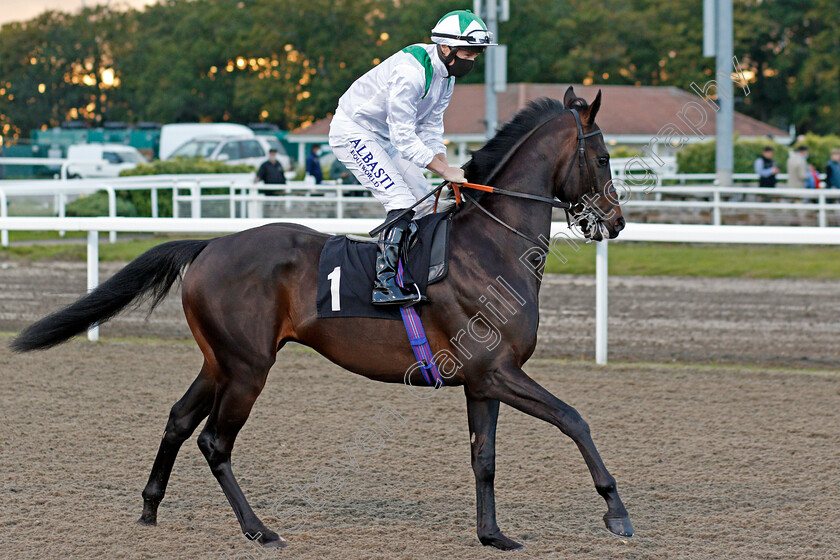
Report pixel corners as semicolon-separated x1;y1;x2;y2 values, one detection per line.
0;0;838;138
0;6;131;138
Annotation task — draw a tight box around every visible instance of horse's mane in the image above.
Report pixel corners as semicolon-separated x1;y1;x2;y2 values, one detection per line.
463;96;588;185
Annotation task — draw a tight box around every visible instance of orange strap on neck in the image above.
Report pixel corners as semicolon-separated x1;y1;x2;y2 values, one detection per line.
462;182;495;193
439;182;494;210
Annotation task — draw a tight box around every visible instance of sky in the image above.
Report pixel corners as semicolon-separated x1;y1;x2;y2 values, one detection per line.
0;0;157;25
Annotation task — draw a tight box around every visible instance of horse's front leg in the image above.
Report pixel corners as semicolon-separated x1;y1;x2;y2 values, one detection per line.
476;365;634;537
464;390;524;550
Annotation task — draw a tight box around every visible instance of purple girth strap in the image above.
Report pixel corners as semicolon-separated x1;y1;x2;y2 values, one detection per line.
396;260;443;387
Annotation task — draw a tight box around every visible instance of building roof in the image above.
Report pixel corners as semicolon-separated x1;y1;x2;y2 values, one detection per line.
289;83;787;140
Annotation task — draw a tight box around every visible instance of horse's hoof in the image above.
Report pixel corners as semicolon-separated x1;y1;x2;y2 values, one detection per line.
604;514;634;537
246;529;287;548
136;514;157;526
479;532;525;551
261;536;287;549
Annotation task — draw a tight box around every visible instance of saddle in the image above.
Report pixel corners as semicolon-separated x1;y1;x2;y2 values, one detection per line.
316;210;453;320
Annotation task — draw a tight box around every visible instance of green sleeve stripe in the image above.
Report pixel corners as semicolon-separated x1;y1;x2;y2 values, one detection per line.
401;45;433;99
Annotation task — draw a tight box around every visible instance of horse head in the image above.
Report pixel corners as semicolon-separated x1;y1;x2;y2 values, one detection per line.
555;86;625;241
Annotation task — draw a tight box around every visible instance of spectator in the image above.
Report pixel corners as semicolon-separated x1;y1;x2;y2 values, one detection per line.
825;148;840;189
805;164;819;189
786;145;809;189
753;146;779;188
329;157;360;185
254;148;287;196
305;145;323;184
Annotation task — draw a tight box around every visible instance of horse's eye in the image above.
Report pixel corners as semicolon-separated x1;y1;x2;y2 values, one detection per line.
598;156;609;167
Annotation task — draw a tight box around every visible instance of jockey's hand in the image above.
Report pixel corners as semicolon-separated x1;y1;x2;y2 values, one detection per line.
427;156;466;184
441;166;466;184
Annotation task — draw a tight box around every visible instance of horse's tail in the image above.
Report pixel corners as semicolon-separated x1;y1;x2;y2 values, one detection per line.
11;239;211;352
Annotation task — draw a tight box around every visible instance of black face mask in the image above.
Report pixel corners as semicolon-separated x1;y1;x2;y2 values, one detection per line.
447;56;474;78
437;45;475;78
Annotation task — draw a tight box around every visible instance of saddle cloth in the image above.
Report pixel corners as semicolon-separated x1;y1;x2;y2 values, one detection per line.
316;210;452;320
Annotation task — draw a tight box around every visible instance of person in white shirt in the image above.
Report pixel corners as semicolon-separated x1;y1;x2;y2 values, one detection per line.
329;9;496;306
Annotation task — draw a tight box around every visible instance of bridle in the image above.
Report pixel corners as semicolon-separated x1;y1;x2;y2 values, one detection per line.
451;108;607;248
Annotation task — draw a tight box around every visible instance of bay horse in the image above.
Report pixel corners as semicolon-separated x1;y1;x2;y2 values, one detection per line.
12;87;632;550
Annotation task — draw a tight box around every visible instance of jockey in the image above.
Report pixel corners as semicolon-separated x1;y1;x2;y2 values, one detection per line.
329;9;496;306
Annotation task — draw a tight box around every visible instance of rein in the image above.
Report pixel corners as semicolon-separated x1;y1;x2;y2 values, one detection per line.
447;182;570;210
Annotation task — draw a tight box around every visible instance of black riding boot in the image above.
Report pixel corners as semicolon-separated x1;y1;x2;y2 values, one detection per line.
372;211;428;306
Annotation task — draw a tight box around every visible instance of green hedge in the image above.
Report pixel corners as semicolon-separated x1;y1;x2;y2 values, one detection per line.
120;158;254;177
677;134;840;174
677;138;788;174
66;191;139;217
117;158;255;217
607;145;640;158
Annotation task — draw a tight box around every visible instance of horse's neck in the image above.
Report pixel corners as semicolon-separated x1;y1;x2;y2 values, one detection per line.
481;182;554;243
450;120;572;300
470;156;557;244
450;172;555;300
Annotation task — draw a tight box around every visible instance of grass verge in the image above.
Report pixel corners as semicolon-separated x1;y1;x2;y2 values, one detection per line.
544;241;840;279
1;234;839;278
0;234;209;262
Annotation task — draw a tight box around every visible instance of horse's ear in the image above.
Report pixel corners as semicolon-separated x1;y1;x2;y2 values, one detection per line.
563;86;577;109
584;89;602;125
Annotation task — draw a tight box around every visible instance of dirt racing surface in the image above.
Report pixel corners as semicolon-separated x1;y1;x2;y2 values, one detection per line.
0;260;839;559
0;260;838;370
0;341;838;560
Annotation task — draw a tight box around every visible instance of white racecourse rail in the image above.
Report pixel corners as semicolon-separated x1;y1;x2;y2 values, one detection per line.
2;217;840;364
2;168;840;250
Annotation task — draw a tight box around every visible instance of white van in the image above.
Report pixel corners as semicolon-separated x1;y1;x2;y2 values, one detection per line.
158;123;253;161
66;143;147;178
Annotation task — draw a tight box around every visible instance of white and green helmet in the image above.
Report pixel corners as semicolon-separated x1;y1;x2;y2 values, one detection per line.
431;10;497;47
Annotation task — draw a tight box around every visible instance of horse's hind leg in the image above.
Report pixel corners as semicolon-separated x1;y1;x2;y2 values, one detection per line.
139;363;215;525
476;365;634;537
197;367;285;548
465;391;524;551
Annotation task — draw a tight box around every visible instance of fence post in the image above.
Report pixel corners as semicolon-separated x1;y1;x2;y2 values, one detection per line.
173;183;180;218
248;187;262;219
713;189;721;226
336;185;344;219
105;186;117;243
191;182;201;219
818;191;827;228
151;187;159;219
58;192;66;237
595;239;608;365
0;188;7;247
87;230;100;342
